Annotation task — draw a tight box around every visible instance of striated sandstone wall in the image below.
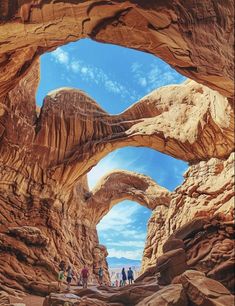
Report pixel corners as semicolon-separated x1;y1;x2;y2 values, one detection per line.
0;59;233;294
142;152;235;271
0;0;234;298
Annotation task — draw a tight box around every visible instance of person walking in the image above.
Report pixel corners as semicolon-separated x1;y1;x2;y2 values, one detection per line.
127;267;134;284
121;268;127;286
57;268;65;292
98;267;103;285
81;266;89;288
66;265;74;290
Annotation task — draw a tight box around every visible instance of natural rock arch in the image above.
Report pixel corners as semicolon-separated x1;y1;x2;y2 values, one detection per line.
0;62;233;221
84;170;171;224
0;0;234;98
0;1;234;300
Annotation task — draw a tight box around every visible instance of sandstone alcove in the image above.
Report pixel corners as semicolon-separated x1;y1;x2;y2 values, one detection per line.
0;1;234;305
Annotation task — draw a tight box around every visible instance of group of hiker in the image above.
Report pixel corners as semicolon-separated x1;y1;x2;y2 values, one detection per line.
57;261;134;291
121;267;134;286
57;261;90;291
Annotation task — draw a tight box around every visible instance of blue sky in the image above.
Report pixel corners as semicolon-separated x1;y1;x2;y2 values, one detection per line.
37;38;188;260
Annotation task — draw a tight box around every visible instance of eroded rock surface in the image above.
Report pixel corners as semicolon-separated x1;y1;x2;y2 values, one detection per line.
42;272;234;306
142;153;235;276
0;1;234;303
144;216;235;293
180;270;234;306
136;284;188;306
0;291;10;306
0;57;234;297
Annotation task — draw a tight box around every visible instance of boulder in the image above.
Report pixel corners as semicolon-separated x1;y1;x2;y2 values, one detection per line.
180;270;235;306
136;284;188;306
43;293;121;306
157;248;188;285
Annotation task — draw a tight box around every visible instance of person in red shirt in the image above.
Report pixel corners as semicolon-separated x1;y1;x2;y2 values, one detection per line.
81;266;89;288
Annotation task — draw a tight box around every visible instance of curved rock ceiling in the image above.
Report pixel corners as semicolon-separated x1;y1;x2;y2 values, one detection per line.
0;0;234;98
0;0;234;303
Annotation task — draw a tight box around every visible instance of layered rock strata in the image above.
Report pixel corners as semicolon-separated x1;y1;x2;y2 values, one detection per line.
0;53;234;295
142;152;235;271
0;0;234;300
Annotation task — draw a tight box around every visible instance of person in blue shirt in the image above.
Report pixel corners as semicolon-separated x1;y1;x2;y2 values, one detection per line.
127;267;134;284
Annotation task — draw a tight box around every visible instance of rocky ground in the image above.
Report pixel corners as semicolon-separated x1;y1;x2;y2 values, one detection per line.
1;268;234;306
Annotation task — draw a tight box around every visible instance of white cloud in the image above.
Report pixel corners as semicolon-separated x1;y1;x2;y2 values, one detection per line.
88;151;122;189
148;66;160;84
97;201;149;260
87;150;147;189
107;248;143;260
131;61;186;93
97;203;141;232
121;229;146;240
51;47;136;99
70;61;80;73
107;241;145;248
51;48;69;66
131;62;142;73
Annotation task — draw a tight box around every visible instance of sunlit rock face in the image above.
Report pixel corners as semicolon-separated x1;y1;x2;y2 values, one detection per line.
0;58;234;296
143;153;235;271
0;0;234;302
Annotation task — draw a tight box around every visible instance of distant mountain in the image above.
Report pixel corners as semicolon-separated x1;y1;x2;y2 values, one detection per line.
107;257;141;268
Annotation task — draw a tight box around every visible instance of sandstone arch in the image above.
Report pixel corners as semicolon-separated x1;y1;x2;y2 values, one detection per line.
0;1;234;299
0;0;234;98
85;170;171;224
1;63;233;202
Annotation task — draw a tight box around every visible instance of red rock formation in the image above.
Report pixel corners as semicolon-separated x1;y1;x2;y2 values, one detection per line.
136;284;187;306
87;170;171;224
0;1;234;98
0;55;234;296
142;153;235;275
41;269;234;306
0;291;10;306
180;270;234;305
0;0;234;303
0;63;177;293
